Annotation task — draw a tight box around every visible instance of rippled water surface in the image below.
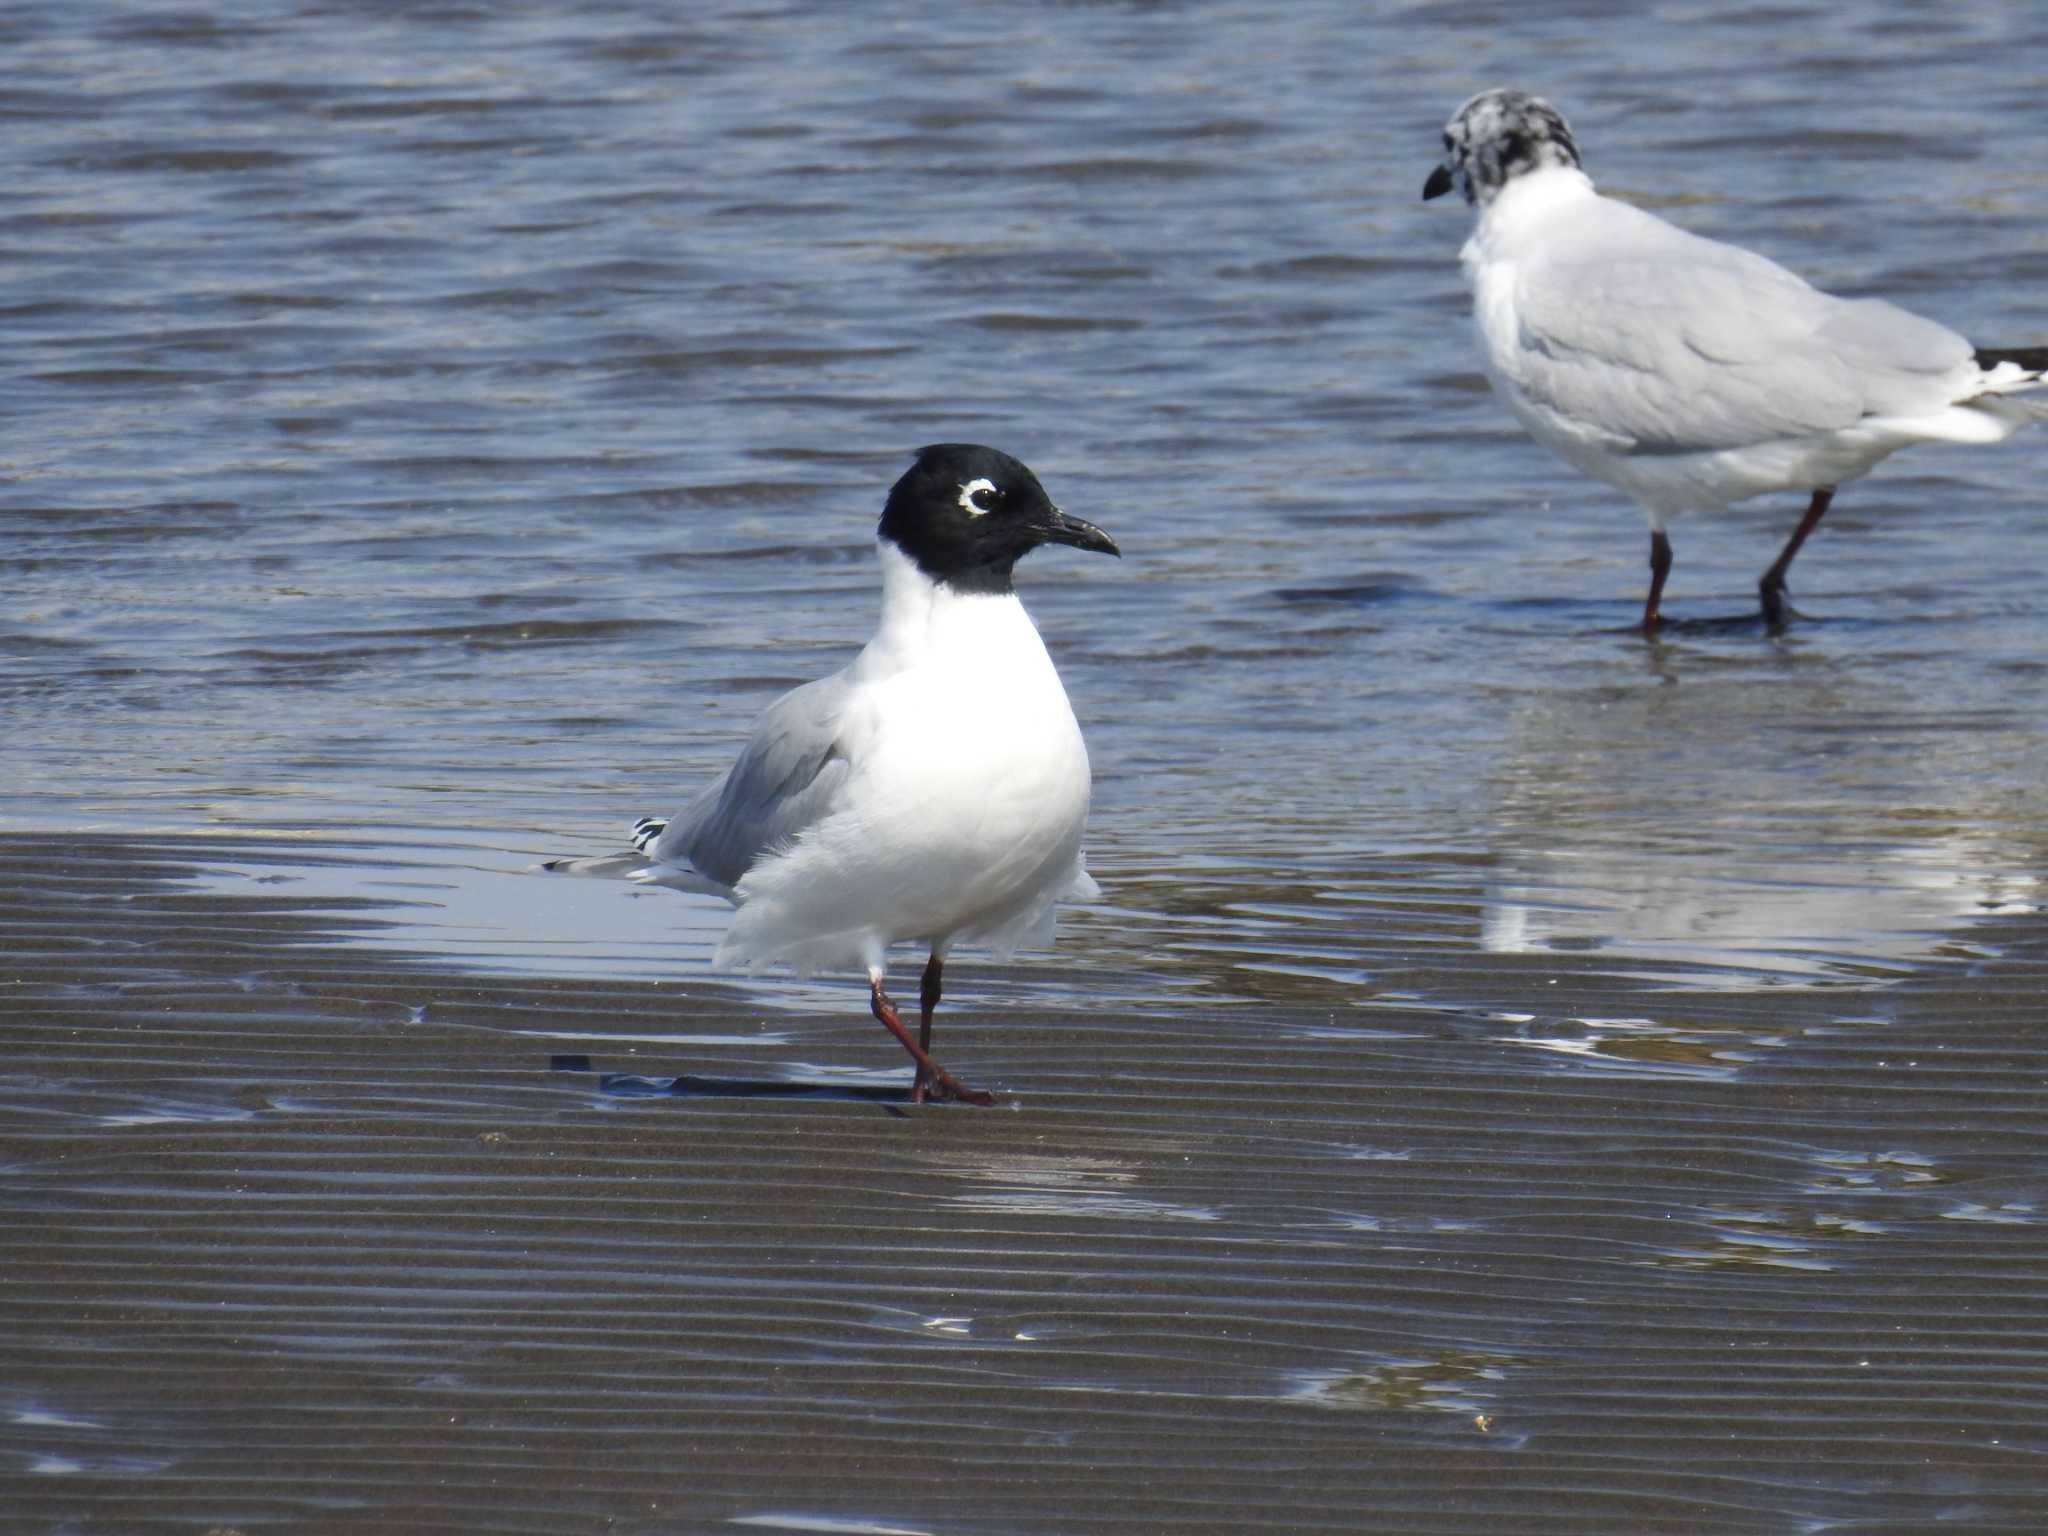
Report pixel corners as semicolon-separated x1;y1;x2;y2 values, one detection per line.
6;3;2048;1531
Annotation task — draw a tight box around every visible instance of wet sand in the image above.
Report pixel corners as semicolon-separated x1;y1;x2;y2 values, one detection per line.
6;831;2047;1533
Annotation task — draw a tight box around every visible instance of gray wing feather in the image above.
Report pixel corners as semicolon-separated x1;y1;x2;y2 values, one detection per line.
1513;208;1972;453
649;672;856;891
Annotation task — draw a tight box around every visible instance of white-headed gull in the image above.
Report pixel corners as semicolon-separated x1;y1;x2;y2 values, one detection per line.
1425;88;2047;631
625;444;1118;1105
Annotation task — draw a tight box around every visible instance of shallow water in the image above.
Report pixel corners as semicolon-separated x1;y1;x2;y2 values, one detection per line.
5;2;2048;1531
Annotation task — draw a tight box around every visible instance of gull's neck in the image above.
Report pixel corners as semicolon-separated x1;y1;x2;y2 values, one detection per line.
1479;163;1597;226
869;538;1029;658
1467;164;1599;273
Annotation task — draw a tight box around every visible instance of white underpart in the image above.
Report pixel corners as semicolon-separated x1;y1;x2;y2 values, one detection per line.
636;540;1098;979
957;477;997;516
1459;164;2043;536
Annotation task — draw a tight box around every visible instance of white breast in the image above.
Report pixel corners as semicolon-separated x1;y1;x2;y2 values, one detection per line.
717;544;1096;976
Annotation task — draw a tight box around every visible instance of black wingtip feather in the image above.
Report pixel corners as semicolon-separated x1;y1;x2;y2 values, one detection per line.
1974;344;2048;376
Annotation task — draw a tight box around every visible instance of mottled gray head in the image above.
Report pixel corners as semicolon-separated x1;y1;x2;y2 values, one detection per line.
1423;89;1581;208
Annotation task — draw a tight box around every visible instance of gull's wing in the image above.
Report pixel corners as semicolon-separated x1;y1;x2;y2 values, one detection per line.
1503;199;1975;453
643;670;856;894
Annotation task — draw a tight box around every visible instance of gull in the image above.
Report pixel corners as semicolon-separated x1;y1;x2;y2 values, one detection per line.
622;443;1118;1106
1424;88;2048;632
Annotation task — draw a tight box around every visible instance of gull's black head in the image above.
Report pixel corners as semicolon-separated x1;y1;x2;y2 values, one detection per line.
1423;88;1581;208
878;443;1119;596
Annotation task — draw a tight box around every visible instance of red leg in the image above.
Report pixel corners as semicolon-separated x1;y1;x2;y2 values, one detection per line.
870;975;993;1107
1641;530;1673;634
1759;486;1834;628
912;953;944;1103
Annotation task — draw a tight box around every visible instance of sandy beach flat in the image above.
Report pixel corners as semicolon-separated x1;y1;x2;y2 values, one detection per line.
7;831;2045;1532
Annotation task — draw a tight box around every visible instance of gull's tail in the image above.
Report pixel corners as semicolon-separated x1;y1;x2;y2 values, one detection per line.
623;814;738;901
1975;345;2048;378
538;816;669;879
539;850;648;878
541;814;731;901
1966;344;2048;425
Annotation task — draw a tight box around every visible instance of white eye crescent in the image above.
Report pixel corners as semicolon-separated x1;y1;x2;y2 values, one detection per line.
957;477;998;517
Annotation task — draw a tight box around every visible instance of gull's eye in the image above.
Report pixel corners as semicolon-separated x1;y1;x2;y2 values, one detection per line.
957;477;999;517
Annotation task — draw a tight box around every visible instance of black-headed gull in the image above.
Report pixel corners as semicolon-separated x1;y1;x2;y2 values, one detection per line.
1425;88;2048;632
627;444;1118;1105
